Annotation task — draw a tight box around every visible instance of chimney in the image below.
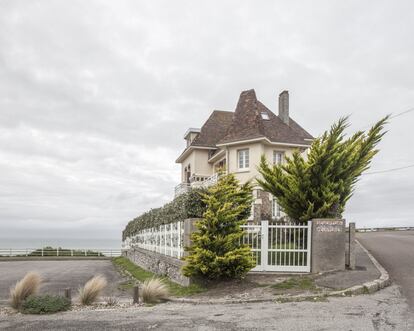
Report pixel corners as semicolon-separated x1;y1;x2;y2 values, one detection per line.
278;90;289;125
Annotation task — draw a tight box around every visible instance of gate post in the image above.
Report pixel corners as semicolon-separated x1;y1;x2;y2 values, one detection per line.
346;222;356;269
183;218;201;257
307;221;312;272
311;218;345;273
261;220;268;271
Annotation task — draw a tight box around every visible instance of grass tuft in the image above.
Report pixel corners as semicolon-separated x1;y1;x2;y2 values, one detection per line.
141;278;169;303
78;275;107;305
9;272;42;309
104;296;119;306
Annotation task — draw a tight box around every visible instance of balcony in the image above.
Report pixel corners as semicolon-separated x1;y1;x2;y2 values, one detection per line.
174;182;191;197
174;173;220;198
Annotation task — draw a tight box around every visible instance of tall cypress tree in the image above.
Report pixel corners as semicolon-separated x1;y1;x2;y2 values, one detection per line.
257;116;388;222
183;174;255;280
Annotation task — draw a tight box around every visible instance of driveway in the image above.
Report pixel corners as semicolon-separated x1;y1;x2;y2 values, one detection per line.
1;286;413;330
357;230;414;310
0;260;127;304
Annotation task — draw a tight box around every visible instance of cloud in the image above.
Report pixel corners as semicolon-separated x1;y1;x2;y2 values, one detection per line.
0;0;413;244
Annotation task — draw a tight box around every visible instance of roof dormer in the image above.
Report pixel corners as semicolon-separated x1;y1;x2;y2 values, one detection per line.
184;128;201;147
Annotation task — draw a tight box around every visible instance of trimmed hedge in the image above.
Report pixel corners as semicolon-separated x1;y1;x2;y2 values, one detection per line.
122;188;206;240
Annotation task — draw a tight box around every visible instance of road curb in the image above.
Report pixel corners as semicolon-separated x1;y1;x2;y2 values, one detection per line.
169;241;391;305
355;239;391;291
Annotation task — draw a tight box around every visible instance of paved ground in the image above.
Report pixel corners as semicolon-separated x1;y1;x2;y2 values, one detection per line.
0;260;127;305
1;285;413;330
357;230;414;310
316;242;380;289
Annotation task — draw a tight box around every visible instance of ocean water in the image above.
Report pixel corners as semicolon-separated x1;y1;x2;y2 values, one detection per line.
0;237;121;249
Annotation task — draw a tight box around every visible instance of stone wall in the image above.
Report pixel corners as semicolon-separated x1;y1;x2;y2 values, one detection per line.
122;247;191;286
252;189;272;222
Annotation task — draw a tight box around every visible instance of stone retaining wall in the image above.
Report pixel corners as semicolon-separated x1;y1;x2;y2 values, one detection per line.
122;247;191;286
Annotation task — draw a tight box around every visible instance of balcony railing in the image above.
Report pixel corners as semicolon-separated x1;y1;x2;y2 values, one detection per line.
174;173;220;197
174;182;191;197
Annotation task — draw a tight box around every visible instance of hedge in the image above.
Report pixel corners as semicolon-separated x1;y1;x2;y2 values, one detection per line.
122;188;206;240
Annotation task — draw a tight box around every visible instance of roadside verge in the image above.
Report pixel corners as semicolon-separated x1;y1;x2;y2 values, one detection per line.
169;240;391;305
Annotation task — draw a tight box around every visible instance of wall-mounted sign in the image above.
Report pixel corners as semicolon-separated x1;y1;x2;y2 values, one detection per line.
315;220;343;233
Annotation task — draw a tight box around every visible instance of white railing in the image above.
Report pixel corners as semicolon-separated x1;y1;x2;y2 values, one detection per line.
241;220;312;272
175;173;220;197
174;182;191;197
0;248;122;258
189;174;210;184
200;173;219;188
123;220;185;259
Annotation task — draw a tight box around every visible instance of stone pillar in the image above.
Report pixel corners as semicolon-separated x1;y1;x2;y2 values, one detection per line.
252;189;262;222
183;218;200;256
347;222;356;270
311;218;346;273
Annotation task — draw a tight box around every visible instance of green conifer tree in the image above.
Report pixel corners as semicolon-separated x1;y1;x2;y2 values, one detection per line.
182;174;255;280
257;116;388;222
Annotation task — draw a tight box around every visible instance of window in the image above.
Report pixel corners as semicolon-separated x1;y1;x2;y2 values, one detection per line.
273;151;284;165
261;112;269;120
238;149;249;169
272;197;281;218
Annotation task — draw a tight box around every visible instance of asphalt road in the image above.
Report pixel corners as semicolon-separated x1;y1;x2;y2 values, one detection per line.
0;260;127;305
357;230;414;310
1;286;413;330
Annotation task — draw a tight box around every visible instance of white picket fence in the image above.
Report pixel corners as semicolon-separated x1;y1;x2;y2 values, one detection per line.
241;220;312;272
123;221;185;259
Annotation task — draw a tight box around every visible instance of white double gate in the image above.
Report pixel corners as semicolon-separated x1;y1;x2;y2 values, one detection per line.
241;220;312;272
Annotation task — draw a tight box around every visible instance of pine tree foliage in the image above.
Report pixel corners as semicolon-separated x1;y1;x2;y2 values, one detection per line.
257;116;388;222
182;174;255;280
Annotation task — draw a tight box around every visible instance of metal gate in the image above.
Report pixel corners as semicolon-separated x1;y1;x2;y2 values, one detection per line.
241;220;312;272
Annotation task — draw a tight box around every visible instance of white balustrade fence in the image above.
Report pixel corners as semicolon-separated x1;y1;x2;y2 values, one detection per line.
124;221;185;259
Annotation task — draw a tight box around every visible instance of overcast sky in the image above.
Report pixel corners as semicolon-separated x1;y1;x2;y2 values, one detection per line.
0;1;413;243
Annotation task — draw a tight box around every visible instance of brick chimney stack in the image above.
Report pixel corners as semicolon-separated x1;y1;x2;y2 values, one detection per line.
278;90;289;125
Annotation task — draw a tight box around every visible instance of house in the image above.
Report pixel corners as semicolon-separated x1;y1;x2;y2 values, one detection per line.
175;89;313;221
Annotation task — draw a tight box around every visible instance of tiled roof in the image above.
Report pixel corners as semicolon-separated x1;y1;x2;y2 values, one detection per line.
218;90;313;145
191;110;234;147
177;89;313;162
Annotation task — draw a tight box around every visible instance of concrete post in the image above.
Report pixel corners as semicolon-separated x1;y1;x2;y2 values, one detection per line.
311;218;346;273
133;285;139;304
183;218;200;257
64;288;72;302
348;222;356;269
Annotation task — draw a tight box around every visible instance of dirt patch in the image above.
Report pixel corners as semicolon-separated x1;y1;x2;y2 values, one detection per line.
189;274;323;301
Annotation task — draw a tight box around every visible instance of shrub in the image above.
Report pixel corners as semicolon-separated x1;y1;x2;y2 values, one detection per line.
9;272;41;309
21;295;71;314
183;174;255;280
78;275;107;305
257;116;388;222
141;278;169;303
122;188;206;240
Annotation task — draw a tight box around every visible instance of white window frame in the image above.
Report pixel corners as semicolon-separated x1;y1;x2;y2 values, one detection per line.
273;151;284;165
272;196;281;219
238;149;249;169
